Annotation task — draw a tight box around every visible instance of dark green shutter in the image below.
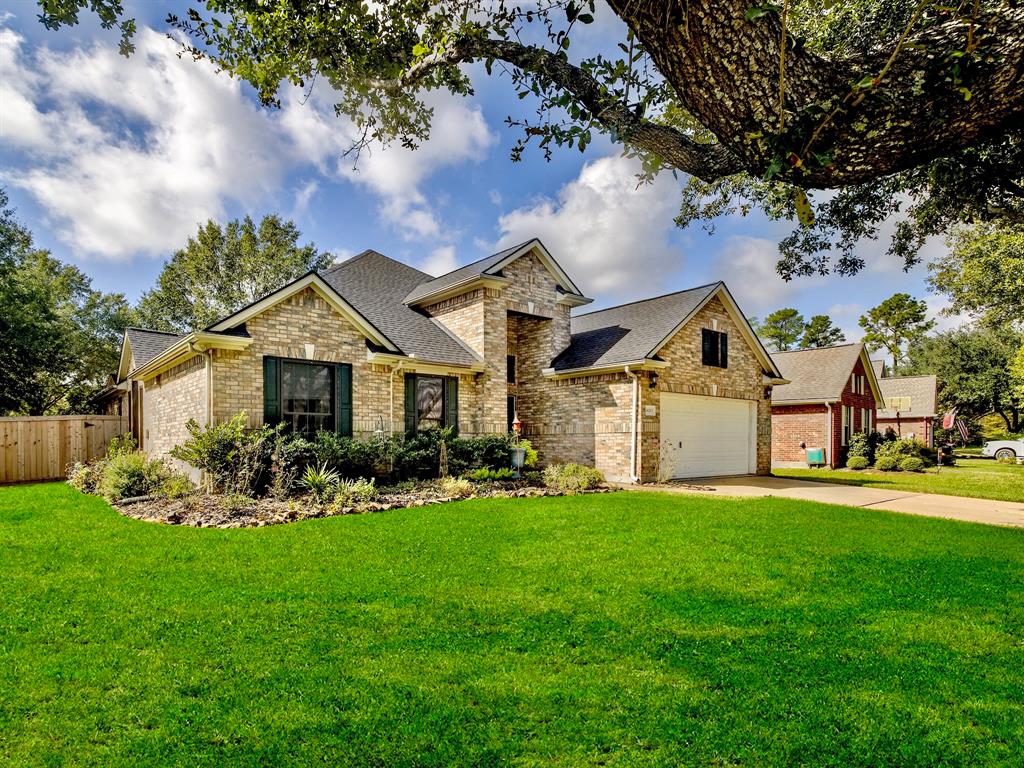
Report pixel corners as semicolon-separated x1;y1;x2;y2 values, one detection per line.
444;377;459;435
720;332;728;368
404;373;417;435
263;357;281;425
336;364;352;436
701;329;713;366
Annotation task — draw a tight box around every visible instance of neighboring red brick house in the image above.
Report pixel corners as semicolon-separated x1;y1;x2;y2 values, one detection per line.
770;343;882;468
875;373;938;447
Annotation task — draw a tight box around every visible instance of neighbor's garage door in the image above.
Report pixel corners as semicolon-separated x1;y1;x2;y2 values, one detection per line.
660;393;756;479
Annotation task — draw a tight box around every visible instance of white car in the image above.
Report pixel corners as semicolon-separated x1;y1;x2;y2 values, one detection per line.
981;440;1024;461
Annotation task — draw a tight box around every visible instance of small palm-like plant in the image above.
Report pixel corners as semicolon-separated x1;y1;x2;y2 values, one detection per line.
300;462;340;503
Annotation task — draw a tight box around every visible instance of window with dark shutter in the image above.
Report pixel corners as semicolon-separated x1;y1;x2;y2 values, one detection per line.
701;329;728;368
264;356;340;437
404;373;459;434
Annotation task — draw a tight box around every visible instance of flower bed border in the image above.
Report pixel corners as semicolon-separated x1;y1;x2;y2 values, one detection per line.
115;484;618;529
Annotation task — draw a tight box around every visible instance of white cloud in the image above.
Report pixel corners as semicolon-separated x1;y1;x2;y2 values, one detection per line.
0;24;494;259
420;245;458;276
494;154;683;301
710;235;816;316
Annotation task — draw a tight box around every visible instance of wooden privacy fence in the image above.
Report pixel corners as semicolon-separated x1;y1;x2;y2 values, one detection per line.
0;415;127;484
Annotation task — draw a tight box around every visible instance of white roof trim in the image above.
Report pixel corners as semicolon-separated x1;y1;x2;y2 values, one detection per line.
207;272;399;352
116;331;133;382
542;359;670;380
489;238;586;298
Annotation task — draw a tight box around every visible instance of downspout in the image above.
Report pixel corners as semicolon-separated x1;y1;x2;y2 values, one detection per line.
188;341;214;426
826;402;834;468
390;361;405;436
625;366;640;483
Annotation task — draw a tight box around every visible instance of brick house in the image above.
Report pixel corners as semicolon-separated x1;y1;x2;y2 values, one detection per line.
770;343;882;468
874;372;938;446
114;239;786;482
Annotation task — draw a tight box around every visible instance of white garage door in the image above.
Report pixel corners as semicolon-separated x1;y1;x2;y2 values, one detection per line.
660;393;756;479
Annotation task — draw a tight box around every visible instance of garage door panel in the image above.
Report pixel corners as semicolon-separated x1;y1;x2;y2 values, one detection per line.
661;393;754;478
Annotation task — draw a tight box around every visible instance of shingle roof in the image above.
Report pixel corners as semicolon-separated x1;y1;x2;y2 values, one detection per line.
552;284;721;371
125;328;184;368
871;359;885;379
877;374;938;418
403;243;524;304
771;343;866;403
320;251;480;366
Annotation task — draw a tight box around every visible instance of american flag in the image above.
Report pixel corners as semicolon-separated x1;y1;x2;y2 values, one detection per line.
955;418;970;444
942;408;957;431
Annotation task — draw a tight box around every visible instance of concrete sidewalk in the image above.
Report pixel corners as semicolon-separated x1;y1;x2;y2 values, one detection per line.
632;475;1024;529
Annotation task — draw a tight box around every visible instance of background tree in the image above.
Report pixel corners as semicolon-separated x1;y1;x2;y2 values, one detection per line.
754;308;805;352
800;315;846;349
0;189;136;416
859;293;934;374
929;224;1024;329
136;215;333;332
39;1;1024;277
905;327;1022;433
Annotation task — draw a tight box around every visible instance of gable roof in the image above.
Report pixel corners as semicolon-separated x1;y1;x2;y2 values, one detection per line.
321;251;481;366
403;238;589;306
771;343;881;403
550;282;783;378
205;271;399;352
877;374;938;418
126;328;184;367
871;359;886;379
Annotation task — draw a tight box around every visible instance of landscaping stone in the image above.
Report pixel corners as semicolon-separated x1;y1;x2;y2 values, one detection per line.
114;480;619;529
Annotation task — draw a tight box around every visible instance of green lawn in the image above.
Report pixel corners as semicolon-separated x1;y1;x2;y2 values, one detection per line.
774;457;1024;502
2;484;1024;767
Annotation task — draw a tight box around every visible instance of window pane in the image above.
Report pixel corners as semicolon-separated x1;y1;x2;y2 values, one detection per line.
416;376;443;430
281;361;334;437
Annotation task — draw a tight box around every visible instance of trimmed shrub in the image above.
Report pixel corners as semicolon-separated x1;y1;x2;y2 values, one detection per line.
847;432;874;462
333;477;378;508
899;456;925;472
846;456;870;470
874;456;899;472
875;438;922;461
97;453;167;501
170;412;276;495
438;476;474;499
159;473;196;499
518;439;539;468
543;463;604;493
67;460;105;494
466;467;516;481
313;432;393;479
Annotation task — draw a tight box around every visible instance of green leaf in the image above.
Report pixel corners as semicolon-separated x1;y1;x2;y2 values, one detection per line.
745;4;781;22
411;42;430;57
794;189;815;226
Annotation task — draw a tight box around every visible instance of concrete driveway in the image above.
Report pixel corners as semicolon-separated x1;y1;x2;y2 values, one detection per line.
636;475;1024;529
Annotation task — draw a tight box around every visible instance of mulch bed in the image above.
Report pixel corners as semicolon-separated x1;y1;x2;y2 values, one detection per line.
115;482;618;529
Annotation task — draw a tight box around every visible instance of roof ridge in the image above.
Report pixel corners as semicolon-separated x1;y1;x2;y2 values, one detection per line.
880;373;936;380
573;282;721;318
773;342;862;354
322;249;383;275
126;326;182;335
418;239;532;283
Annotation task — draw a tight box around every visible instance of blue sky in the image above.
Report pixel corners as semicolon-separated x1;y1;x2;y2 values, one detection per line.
0;1;959;340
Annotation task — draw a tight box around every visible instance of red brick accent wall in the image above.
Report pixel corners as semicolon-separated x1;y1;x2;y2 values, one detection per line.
771;404;828;465
876;416;933;446
771;355;879;467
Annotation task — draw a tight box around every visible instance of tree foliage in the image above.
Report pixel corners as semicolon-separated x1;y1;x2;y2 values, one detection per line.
136;214;333;332
0;189;136;416
754;308;806;352
800;314;846;349
905;326;1022;433
36;0;1024;279
929;224;1024;329
859;293;934;373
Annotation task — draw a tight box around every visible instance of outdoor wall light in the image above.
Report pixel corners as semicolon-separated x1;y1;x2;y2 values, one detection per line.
649;373;659;389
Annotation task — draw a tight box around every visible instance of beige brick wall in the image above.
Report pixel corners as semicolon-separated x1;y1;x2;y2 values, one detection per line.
141;354;207;474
